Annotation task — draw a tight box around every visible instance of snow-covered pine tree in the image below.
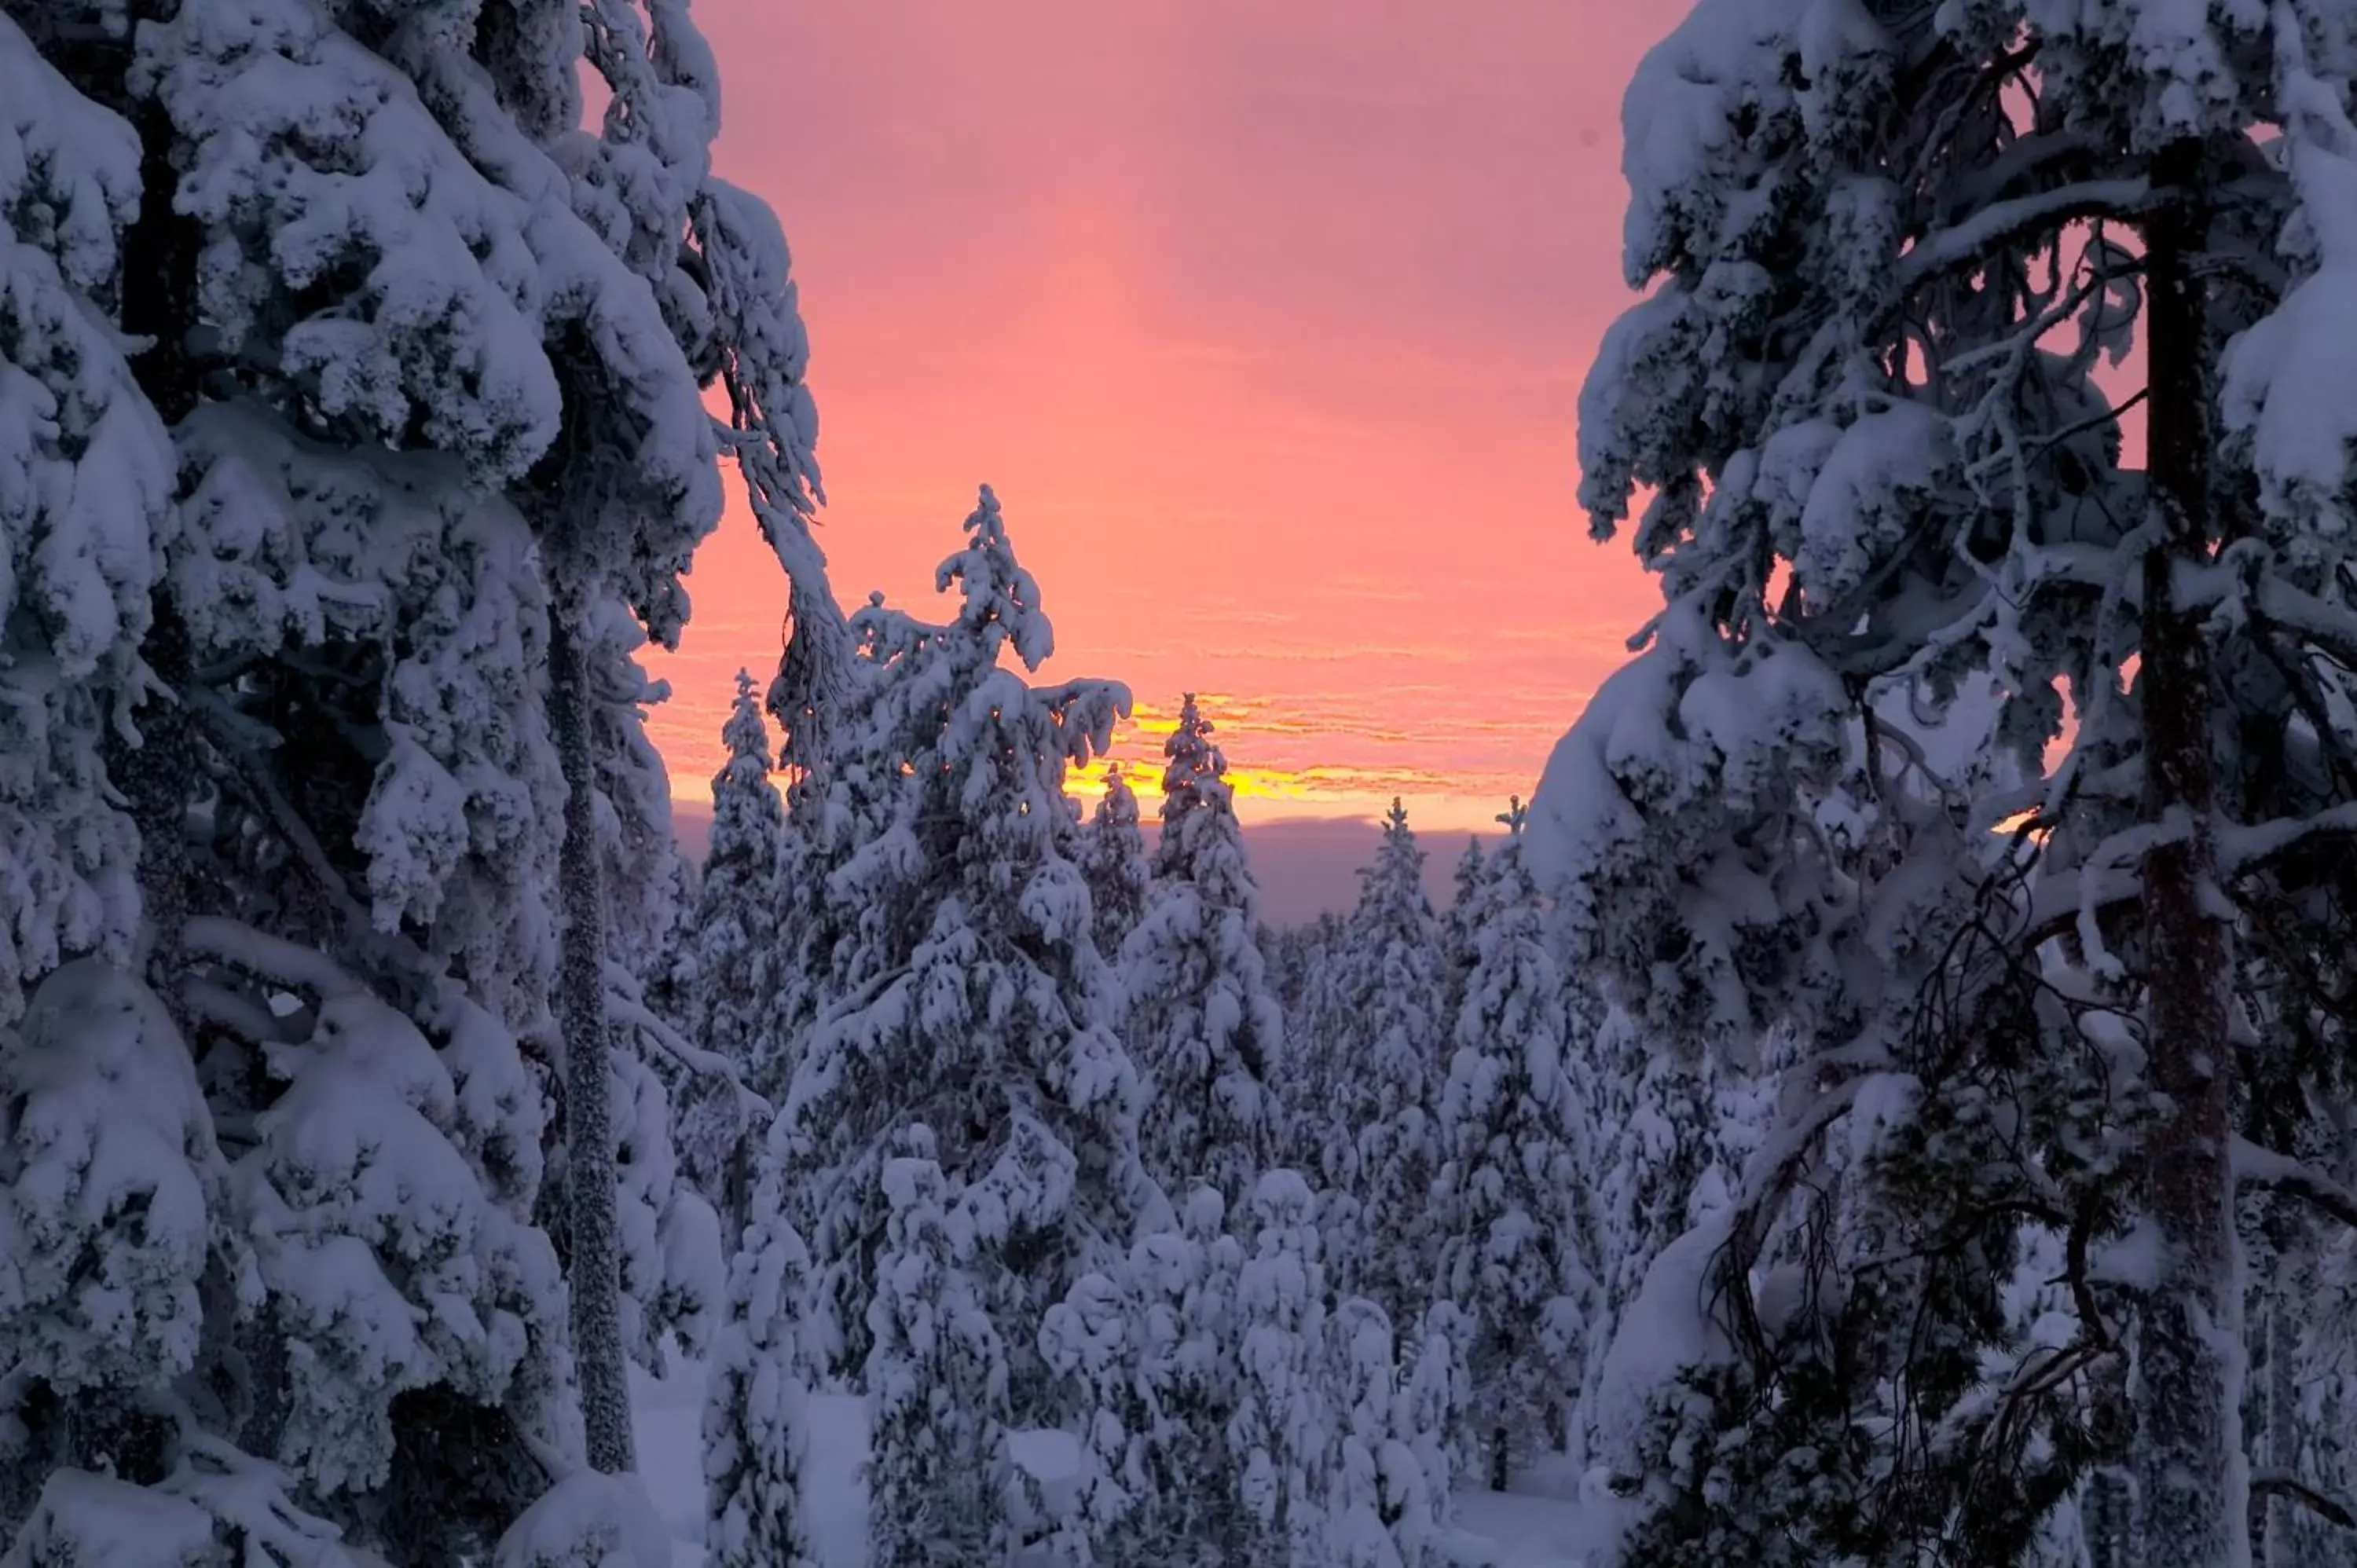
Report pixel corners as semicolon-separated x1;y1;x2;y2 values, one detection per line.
1080;766;1153;967
1435;800;1589;1492
1534;2;2357;1561
1326;801;1446;1322
779;488;1155;1418
675;672;787;1225
1124;694;1287;1212
467;0;833;1478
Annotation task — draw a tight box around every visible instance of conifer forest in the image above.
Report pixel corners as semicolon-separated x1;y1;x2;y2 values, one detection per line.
12;0;2357;1564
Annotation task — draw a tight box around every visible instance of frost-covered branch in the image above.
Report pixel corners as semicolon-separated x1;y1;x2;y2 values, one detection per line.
182;979;297;1046
2220;801;2357;877
1901;178;2156;282
601;958;772;1118
2231;1138;2357;1231
181;916;369;1002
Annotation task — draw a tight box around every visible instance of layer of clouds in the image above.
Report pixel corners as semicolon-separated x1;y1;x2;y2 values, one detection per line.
648;0;1673;831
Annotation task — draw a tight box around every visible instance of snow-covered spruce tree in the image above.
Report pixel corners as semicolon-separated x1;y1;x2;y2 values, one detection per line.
1440;837;1486;1032
1534;2;2357;1562
864;1143;1011;1567
0;942;571;1567
1124;694;1288;1211
675;672;785;1224
1227;1171;1332;1567
1080;765;1154;967
12;0;835;1522
1038;1189;1250;1564
1267;911;1351;1173
702;1142;820;1568
1323;1297;1450;1568
1568;1005;1720;1476
1322;800;1446;1321
779;488;1156;1409
9;0;583;1548
179;925;570;1562
1435;800;1591;1492
0;962;226;1536
0;14;173;1028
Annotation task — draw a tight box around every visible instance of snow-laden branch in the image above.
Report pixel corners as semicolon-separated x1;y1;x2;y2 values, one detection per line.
1900;178;2156;283
182;915;368;1001
2252;574;2357;667
2231;1137;2357;1230
2019;860;2142;951
600;958;772;1119
2220;800;2357;876
182;978;295;1046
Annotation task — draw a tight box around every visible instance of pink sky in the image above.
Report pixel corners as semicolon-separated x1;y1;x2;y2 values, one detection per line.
647;2;1672;841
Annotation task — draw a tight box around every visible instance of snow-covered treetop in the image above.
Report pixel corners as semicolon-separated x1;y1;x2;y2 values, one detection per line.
711;670;782;852
1159;694;1229;821
1079;766;1152;962
937;485;1054;674
1152;694;1248;893
1357;800;1439;951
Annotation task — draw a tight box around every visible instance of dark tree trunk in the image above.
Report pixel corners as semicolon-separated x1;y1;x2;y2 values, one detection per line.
552;616;636;1475
2130;136;2240;1568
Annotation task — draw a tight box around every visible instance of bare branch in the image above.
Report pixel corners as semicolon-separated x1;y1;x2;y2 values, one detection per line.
2251;1470;2357;1531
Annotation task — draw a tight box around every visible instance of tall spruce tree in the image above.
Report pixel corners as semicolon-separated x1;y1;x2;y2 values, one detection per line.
2;0;834;1544
1435;801;1591;1492
1124;694;1288;1211
775;488;1157;1434
1325;801;1446;1324
1535;2;2357;1562
1080;766;1153;967
676;672;787;1223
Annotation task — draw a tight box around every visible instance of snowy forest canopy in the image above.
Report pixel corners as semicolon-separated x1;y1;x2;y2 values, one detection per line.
13;1;2357;1567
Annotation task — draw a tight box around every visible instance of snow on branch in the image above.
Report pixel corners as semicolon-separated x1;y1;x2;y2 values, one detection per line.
600;958;772;1119
2220;801;2357;876
182;916;368;1002
1901;179;2155;283
183;979;297;1046
2232;1137;2357;1230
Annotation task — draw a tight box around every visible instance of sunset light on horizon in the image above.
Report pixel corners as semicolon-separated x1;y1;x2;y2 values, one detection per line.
643;0;1671;840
